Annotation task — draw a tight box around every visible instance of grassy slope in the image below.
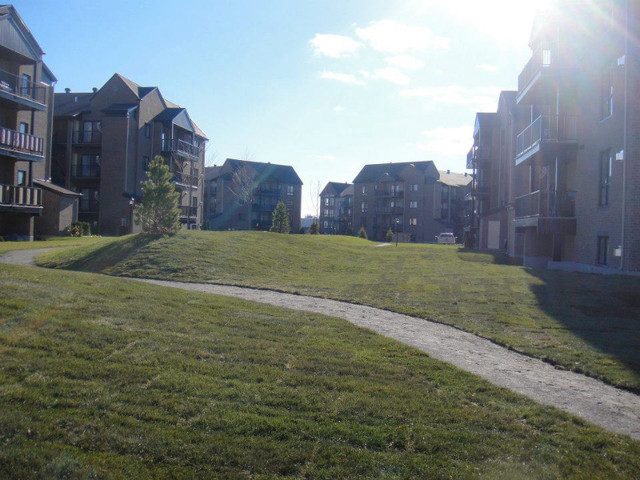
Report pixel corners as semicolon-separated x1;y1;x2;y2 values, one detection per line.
39;231;640;393
1;263;639;478
0;236;108;255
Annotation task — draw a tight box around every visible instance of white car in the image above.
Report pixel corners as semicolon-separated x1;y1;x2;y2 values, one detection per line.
435;232;456;244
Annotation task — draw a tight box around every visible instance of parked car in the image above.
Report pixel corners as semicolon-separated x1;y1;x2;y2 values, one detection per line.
435;232;456;244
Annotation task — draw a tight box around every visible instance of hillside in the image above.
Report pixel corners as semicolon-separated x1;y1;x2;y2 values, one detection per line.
39;231;640;392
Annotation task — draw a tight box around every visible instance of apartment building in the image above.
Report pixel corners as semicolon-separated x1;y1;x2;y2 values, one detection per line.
466;1;640;272
0;5;79;239
437;170;472;242
205;158;302;233
352;161;467;242
319;182;353;234
52;73;207;235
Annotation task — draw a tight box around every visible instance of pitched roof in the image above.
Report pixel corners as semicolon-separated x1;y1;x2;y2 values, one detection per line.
53;92;94;116
340;184;354;196
224;158;303;185
437;170;472;187
33;179;82;197
321;181;350;196
353;161;437;184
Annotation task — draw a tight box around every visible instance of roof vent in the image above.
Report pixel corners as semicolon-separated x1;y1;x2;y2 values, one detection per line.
64;88;70;93
92;87;98;93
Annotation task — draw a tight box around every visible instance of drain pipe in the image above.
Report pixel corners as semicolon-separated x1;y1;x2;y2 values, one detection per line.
619;0;629;270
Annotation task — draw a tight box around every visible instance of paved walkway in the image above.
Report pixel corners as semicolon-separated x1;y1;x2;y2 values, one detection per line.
2;248;640;440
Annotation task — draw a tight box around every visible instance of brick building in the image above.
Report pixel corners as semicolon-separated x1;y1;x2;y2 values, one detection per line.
319;182;353;234
205;158;302;233
52;73;207;235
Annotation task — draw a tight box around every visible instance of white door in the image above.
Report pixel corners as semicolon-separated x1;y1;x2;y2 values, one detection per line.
487;221;500;250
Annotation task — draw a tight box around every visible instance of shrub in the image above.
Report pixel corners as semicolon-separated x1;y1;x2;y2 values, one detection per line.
309;220;319;235
345;226;353;236
385;228;393;242
358;226;367;239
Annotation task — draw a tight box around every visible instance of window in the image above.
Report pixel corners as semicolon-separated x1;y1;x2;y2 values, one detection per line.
144;123;151;138
79;188;99;212
192;196;198;207
17;170;26;186
597;236;608;265
72;154;100;177
361;185;366;194
20;74;31;96
409;201;418;208
361;202;367;213
323;221;328;229
409;218;417;226
601;66;614;119
599;149;611;206
19;122;28;134
542;49;551;67
409;184;418;192
143;156;150;171
287;185;294;196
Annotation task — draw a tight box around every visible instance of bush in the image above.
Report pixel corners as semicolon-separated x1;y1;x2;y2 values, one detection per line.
385;228;393;242
358;226;367;239
345;226;352;236
298;226;305;234
309;220;319;235
69;221;91;237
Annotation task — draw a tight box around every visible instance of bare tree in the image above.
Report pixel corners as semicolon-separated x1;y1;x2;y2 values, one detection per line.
307;179;323;221
228;164;256;205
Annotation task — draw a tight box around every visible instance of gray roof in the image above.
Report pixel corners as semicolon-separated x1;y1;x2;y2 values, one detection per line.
321;182;350;196
437;170;472;187
205;165;222;181
53;92;93;116
340;184;354;196
33;179;82;197
223;158;303;185
353;161;437;184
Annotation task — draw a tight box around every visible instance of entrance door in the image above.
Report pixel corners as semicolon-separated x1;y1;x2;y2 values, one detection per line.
487;220;500;250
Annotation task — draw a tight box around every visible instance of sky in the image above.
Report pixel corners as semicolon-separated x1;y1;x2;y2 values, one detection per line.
15;0;550;216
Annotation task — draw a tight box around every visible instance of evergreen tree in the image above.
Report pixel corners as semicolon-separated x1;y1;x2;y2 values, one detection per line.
270;201;290;233
385;228;393;242
358;226;368;239
309;219;319;234
135;156;181;235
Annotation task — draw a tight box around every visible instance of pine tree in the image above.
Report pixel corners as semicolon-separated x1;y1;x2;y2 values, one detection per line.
309;219;319;234
359;226;368;239
135;156;181;235
270;201;290;233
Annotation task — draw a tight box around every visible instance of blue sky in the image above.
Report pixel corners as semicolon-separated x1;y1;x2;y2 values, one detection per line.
16;0;548;215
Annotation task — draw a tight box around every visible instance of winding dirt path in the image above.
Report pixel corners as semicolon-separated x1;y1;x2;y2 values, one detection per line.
2;248;639;440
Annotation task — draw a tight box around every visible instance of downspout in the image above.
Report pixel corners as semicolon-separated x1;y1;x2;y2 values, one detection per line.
619;0;629;270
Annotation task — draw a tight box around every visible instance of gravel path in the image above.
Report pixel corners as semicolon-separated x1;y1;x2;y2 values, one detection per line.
2;248;639;440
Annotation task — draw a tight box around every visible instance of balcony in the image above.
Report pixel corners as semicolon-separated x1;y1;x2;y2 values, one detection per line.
0;67;47;111
375;189;404;198
172;171;198;188
72;130;102;145
162;138;201;160
517;47;555;105
180;206;198;218
0;184;42;214
515;114;579;166
256;187;280;196
71;163;100;179
470;184;489;197
0;126;44;162
252;203;276;212
514;190;576;235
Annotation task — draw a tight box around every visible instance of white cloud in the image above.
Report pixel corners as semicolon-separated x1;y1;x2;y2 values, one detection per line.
355;19;449;54
310;34;362;58
417;126;474;156
333;105;344;112
476;64;498;72
386;54;425;70
372;67;411;85
320;71;365;85
400;85;501;112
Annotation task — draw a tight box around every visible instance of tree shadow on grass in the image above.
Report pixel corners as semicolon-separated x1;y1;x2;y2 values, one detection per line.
56;234;161;273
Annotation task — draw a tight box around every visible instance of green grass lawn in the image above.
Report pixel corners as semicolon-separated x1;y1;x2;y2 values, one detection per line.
0;236;108;255
1;263;639;478
38;231;640;393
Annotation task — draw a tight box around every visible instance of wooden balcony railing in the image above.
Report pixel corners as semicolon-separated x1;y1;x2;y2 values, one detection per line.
0;126;44;158
0;184;42;208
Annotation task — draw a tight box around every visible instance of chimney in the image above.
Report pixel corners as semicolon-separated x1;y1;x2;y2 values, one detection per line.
64;88;70;93
92;87;98;93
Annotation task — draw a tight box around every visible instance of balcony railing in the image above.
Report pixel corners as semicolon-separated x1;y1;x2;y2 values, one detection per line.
162;138;201;159
180;206;198;218
252;203;277;212
375;189;404;198
71;163;100;178
0;67;47;106
72;130;102;144
256;187;280;195
172;171;198;187
0;184;42;208
0;126;44;158
515;114;578;158
514;190;576;218
518;46;553;96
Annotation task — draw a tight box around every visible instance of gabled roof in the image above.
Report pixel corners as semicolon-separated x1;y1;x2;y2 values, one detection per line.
321;181;350;196
223;158;302;185
153;107;208;139
0;5;44;60
102;103;138;115
53;92;94;117
341;184;354;197
353;161;437;184
437;170;472;188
